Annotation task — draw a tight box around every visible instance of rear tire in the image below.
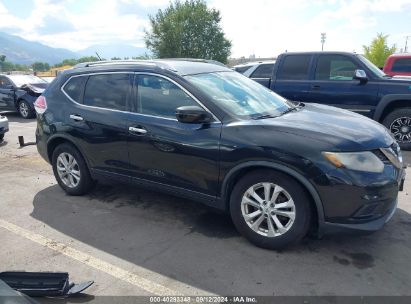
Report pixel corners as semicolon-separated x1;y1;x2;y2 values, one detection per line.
230;170;311;249
382;108;411;150
18;100;35;119
52;143;94;195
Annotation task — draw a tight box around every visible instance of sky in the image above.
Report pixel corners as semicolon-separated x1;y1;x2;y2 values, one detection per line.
0;0;410;58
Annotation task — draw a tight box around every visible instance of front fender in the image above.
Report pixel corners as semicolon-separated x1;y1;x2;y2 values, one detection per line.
374;94;411;121
220;161;325;228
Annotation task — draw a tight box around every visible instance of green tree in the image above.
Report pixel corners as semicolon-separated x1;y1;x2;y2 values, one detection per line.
145;0;231;63
32;62;50;72
363;33;397;68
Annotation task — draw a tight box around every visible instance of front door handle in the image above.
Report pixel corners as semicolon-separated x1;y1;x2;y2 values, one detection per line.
311;85;321;90
69;114;84;121
129;126;147;135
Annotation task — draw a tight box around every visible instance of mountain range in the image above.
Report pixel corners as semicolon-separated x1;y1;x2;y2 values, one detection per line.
0;32;148;65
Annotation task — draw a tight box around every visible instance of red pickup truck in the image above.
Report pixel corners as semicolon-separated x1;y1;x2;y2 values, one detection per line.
383;53;411;77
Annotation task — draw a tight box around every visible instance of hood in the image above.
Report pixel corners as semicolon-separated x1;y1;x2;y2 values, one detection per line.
20;83;46;95
255;103;394;151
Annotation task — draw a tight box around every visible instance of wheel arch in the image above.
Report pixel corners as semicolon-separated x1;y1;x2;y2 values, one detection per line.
46;135;91;172
221;161;325;229
374;95;411;122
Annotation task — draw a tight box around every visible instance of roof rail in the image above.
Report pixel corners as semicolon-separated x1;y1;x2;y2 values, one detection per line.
73;60;157;69
160;58;226;67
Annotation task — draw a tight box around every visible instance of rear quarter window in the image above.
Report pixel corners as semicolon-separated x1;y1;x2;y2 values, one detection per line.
62;76;86;103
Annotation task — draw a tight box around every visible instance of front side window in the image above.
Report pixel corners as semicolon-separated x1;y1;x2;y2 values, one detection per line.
136;75;197;119
83;74;131;111
277;55;311;80
315;55;359;81
251;64;274;78
185;71;290;119
392;58;411;72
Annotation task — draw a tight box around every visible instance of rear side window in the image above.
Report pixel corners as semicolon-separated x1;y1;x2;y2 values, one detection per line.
251;64;274;78
315;55;358;81
392;58;411;72
136;75;197;119
63;76;86;102
83;74;131;111
277;55;311;80
234;66;252;74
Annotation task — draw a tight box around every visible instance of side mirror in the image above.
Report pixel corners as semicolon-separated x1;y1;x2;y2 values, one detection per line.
5;84;15;90
353;69;367;83
176;106;213;124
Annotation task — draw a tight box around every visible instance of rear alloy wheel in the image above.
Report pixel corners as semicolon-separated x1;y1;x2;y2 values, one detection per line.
52;143;94;195
18;100;35;119
383;108;411;150
230;170;311;249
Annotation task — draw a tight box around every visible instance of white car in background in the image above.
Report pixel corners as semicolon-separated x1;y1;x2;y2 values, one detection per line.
0;114;9;141
233;60;276;78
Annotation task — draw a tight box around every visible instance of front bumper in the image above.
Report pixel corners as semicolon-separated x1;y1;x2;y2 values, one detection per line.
0;116;9;135
315;162;406;235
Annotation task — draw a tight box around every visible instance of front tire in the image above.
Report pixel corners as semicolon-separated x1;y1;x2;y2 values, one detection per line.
382;108;411;150
0;134;4;141
52;143;94;195
230;170;311;249
18;100;35;119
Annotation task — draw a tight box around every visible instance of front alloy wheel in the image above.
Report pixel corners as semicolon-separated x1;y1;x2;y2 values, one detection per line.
241;182;295;237
230;170;311;249
383;108;411;150
19;101;29;118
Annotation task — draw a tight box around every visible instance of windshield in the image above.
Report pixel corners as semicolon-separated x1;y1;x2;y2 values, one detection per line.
8;75;47;87
356;55;387;78
185;71;290;119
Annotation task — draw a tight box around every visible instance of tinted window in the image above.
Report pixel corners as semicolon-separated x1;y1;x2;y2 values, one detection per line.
234;66;252;74
277;55;311;80
315;55;358;80
251;64;274;78
63;76;86;102
0;76;12;88
84;74;131;111
136;75;197;119
392;58;411;72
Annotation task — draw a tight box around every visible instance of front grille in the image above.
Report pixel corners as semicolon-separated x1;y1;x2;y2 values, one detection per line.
373;149;390;163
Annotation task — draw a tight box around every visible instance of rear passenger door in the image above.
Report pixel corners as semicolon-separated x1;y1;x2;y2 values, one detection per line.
272;55;312;101
62;73;133;178
250;63;274;88
126;73;222;198
307;54;379;117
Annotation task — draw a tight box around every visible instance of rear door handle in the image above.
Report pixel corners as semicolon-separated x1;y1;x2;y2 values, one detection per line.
69;114;84;121
129;126;147;135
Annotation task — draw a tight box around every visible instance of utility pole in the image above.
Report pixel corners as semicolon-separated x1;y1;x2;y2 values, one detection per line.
321;33;326;51
405;36;411;53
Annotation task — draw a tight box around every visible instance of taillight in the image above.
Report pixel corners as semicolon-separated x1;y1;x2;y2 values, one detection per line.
34;96;47;114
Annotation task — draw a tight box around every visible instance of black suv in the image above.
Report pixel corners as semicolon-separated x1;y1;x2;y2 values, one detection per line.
35;60;406;249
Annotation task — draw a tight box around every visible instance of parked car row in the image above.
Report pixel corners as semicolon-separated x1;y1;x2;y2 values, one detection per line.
233;51;411;150
34;59;405;249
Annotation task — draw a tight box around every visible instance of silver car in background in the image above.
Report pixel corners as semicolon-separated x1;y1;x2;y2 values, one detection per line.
0;115;9;141
233;60;276;77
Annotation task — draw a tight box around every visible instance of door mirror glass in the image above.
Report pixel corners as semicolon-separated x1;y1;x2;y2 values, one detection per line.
176;106;212;124
353;69;367;81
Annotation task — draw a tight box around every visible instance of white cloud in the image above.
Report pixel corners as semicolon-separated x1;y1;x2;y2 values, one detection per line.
0;0;410;56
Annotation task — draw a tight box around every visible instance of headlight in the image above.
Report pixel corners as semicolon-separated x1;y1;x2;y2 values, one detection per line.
322;151;384;173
